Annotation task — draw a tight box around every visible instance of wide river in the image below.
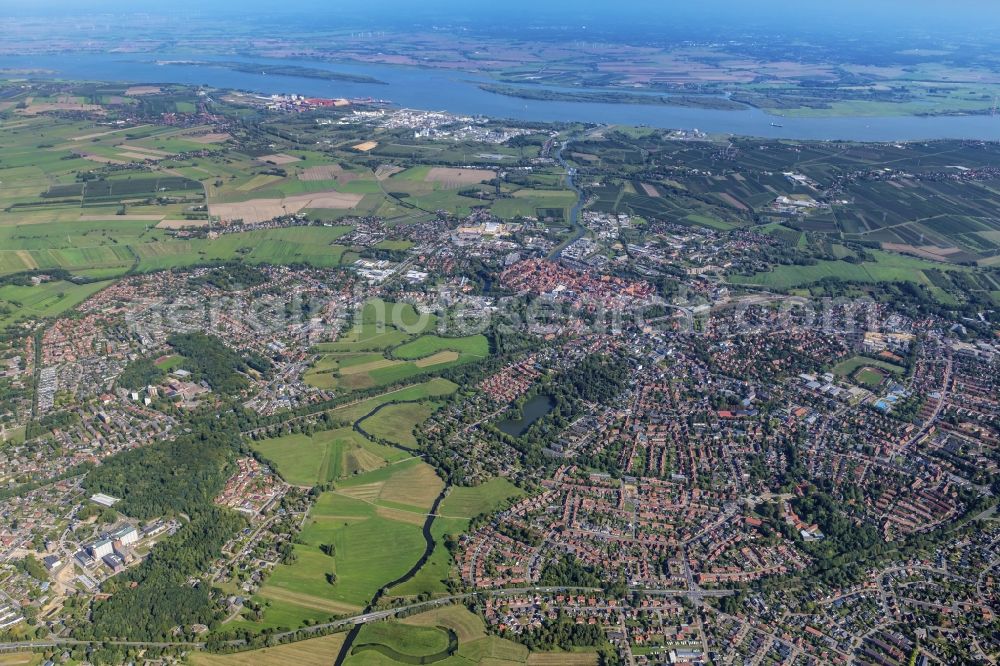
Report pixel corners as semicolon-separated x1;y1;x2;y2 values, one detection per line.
5;53;1000;141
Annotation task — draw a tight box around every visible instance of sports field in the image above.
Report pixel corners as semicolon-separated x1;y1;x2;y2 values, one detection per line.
831;355;905;378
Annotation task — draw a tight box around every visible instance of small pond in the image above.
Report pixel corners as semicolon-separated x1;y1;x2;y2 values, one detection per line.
497;394;555;436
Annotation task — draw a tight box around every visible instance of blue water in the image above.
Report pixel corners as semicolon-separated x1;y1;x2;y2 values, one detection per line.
497;394;556;436
5;53;1000;141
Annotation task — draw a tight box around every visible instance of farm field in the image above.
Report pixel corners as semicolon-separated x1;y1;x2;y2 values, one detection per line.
341;605;582;665
0;216;352;279
440;478;526;519
388;479;524;600
250;427;405;487
336;458;444;513
323;378;459;423
254;460;443;625
304;305;480;392
727;249;977;295
402;605;488;644
348;621;454;664
357;400;443;447
187;633;347;666
0;279;113;328
392;334;489;360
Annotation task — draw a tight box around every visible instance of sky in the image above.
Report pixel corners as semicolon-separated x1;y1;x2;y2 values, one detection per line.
6;0;1000;35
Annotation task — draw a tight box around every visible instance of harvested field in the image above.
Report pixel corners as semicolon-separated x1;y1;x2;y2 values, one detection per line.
119;144;173;157
375;505;427;526
425;167;492;188
414;350;460;367
299;164;357;182
640;182;661;197
188;634;346;666
257;585;362;615
118;151;157;161
882;243;962;262
237;174;283;191
14;250;38;270
377;462;443;509
209;191;363;223
75;152;127;165
183;132;231;144
22;102;103;115
155;219;211;229
402;605;487;644
71;125;151;141
79;214;164;221
339;481;384;503
338;358;402;375
125;85;162;95
352;141;379;152
257;153;300;165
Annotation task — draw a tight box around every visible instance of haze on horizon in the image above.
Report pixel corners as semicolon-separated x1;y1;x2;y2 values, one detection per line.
8;0;1000;35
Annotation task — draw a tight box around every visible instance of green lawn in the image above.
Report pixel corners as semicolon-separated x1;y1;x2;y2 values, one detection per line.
392;334;489;360
855;367;887;388
251;427;401;486
324;379;459;424
358;401;443;447
0;279;113;328
350;622;452;661
831;355;905;378
259;485;428;616
440;478;526;519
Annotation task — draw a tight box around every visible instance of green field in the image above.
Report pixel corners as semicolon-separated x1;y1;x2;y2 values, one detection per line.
189;633;347;665
388;479;524;600
358;401;443;447
324;379;459;423
256;485;429;621
304;305;479;393
349;622;454;664
831;355;905;378
345;605;535;665
440;478;525;519
251;427;405;487
392;334;489;360
341;605;535;665
0;279;113;328
728;250;973;294
251;459;446;627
